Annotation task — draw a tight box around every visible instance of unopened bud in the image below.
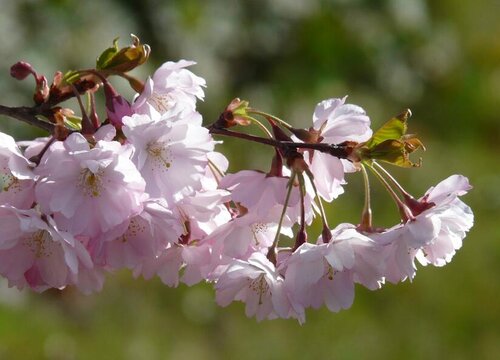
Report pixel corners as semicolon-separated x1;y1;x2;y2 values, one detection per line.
103;81;132;128
10;61;34;80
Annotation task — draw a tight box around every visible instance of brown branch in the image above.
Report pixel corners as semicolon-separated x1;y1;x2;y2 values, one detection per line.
0;105;55;133
208;124;352;159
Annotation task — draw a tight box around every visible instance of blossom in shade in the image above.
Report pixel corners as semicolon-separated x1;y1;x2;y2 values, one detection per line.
132;60;205;120
207;208;292;260
122;113;214;201
135;240;215;288
0;132;36;209
133;186;231;287
284;224;385;317
174;188;232;240
220;168;317;225
220;170;299;217
96;199;183;270
305;97;372;202
0;205;93;292
215;252;293;322
35;133;146;238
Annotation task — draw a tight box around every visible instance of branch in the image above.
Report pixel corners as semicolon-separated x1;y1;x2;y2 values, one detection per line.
0;105;55;133
208;125;351;159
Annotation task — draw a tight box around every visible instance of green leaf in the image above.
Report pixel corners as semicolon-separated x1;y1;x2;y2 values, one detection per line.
364;109;410;149
357;109;424;167
96;38;120;70
364;139;421;167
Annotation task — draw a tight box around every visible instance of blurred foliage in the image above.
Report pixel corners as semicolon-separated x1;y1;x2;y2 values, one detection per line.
0;0;499;359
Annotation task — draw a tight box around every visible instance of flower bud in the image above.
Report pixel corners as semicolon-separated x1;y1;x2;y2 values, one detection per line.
103;81;132;128
10;61;34;80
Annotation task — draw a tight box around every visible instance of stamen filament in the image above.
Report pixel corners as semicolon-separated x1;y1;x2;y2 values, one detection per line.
207;158;225;185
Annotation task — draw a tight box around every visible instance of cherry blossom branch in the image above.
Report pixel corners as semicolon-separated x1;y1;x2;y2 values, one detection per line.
0;105;55;133
207;125;352;159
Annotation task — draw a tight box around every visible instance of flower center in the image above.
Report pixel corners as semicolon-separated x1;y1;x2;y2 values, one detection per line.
146;141;173;172
249;274;269;305
119;217;147;243
23;230;53;258
324;260;336;281
0;171;20;194
79;168;104;197
147;92;175;114
251;223;269;246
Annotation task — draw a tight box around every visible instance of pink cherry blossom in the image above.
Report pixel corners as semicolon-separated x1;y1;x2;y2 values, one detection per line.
0;132;36;209
135;240;214;287
35;133;146;238
215;252;294;321
220;170;299;217
174;188;232;239
220;168;316;225
202;151;229;191
96;199;183;270
414;175;474;266
207;207;292;260
0;205;94;292
304;96;373;202
284;224;385;316
369;175;473;282
312;96;372;144
284;242;353;316
133;188;231;287
132;60;205;120
17;136;51;159
122;113;214;201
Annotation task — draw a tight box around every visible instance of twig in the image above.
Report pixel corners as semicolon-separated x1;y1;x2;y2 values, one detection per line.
208;125;351;159
0;105;54;133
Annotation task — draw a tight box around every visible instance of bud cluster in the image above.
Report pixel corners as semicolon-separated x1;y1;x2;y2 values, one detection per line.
0;37;473;323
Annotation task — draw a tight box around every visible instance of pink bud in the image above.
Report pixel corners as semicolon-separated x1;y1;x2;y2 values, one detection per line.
10;61;34;80
103;81;132;128
107;96;132;128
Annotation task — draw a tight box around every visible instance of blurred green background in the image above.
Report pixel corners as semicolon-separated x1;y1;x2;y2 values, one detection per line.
0;0;499;359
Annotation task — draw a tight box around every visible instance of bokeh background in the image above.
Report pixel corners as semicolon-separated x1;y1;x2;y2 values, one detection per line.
0;0;499;359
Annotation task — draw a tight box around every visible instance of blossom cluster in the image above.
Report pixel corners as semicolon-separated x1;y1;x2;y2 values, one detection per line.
0;39;473;323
